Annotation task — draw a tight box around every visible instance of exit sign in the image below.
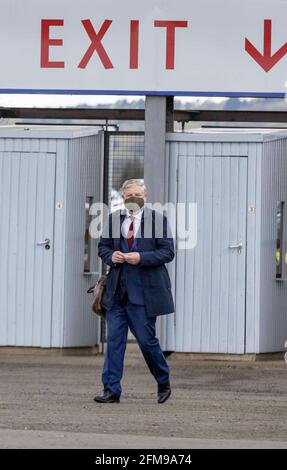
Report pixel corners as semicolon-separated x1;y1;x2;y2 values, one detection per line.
0;0;286;97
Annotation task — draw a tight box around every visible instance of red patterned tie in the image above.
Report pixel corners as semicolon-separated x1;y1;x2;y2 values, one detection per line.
127;215;135;249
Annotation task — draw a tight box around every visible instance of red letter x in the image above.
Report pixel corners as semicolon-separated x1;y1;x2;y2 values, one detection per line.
154;20;188;69
79;19;113;69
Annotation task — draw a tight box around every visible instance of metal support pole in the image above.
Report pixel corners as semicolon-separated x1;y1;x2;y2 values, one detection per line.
144;96;174;204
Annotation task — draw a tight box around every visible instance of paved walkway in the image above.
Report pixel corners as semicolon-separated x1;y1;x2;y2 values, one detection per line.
0;344;287;449
1;429;287;449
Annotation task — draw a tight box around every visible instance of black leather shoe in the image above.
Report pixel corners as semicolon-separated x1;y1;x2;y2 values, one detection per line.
94;389;120;403
157;381;171;404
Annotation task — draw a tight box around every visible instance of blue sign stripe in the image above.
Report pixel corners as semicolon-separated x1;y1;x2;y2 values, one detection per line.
0;88;285;98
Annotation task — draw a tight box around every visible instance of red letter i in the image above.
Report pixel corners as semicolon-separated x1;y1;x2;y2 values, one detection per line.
130;20;139;69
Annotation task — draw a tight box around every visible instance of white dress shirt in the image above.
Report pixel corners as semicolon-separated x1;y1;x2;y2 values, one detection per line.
121;207;143;240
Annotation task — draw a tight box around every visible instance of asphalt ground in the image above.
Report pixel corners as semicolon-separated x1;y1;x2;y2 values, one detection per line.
0;344;287;449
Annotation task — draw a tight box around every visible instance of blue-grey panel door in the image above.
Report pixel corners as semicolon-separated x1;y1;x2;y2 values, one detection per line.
175;155;247;353
0;152;56;347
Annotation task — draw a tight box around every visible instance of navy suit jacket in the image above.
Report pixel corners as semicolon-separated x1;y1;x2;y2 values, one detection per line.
98;206;175;318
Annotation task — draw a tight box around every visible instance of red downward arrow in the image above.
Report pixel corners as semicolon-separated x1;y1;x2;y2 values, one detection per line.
245;19;287;72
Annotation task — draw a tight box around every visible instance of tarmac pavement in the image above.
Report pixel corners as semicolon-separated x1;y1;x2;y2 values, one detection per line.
0;344;287;449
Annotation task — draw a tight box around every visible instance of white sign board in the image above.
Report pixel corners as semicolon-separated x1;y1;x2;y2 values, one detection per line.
0;0;287;97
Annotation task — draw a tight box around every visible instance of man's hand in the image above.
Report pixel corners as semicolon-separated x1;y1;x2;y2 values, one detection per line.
124;252;141;265
112;251;126;263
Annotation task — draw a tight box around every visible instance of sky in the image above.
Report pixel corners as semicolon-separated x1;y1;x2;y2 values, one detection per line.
0;94;229;108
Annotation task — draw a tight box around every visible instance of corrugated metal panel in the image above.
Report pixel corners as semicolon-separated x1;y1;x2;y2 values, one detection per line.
50;139;68;347
175;152;247;353
245;143;262;353
155;142;177;351
166;139;251;354
0;128;103;348
0;137;57;153
0;151;55;346
166;134;287;354
63;133;104;347
259;138;287;352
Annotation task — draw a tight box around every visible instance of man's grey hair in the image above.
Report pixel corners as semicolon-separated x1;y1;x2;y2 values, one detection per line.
120;178;147;196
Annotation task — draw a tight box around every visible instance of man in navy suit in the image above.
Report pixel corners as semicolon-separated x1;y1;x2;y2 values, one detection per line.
94;179;175;404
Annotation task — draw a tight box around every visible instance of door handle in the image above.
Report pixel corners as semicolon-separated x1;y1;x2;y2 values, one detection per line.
37;238;50;246
228;242;243;254
37;238;51;250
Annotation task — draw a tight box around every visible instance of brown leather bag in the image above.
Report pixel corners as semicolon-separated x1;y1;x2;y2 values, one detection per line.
87;267;111;317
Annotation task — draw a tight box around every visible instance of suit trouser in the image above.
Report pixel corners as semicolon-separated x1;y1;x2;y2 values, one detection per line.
102;292;170;397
